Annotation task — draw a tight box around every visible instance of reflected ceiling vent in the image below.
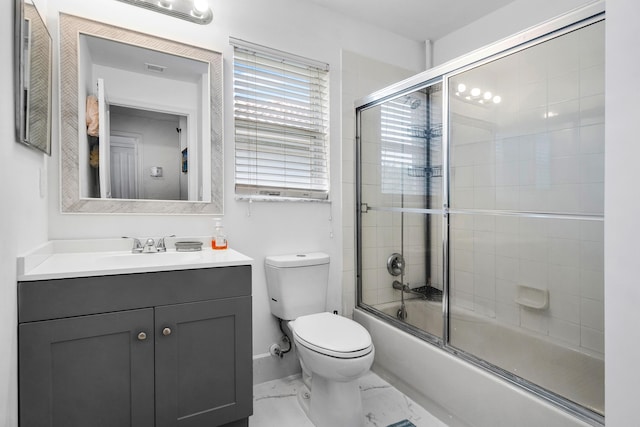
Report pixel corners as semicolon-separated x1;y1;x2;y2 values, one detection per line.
145;63;167;73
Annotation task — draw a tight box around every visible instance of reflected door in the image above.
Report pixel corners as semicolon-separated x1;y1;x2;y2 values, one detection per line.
97;78;112;198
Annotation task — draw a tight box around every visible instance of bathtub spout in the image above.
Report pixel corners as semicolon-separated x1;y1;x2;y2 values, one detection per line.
392;280;427;299
392;280;444;302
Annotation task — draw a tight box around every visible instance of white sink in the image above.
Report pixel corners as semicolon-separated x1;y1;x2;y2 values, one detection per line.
17;239;253;281
95;250;207;268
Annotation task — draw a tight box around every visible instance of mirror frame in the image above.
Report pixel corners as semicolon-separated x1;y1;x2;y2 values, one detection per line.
59;13;223;214
14;0;53;155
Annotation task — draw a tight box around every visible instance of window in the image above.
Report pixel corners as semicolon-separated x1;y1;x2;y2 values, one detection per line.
232;38;330;200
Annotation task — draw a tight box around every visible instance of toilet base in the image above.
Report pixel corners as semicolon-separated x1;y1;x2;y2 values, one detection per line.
298;375;364;427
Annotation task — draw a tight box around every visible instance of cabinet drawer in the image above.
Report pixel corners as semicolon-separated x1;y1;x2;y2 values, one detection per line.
19;265;251;322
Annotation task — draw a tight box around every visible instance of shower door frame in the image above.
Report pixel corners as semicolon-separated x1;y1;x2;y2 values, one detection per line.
355;3;605;426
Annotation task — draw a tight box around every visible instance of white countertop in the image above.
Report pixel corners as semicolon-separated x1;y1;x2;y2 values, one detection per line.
17;238;253;281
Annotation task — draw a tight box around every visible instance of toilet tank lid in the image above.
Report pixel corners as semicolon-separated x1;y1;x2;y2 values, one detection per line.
265;252;329;268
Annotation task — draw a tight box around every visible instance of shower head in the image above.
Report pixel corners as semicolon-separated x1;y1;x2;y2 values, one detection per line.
403;95;422;109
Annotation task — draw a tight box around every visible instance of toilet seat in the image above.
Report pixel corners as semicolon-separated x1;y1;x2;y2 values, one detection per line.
291;312;373;359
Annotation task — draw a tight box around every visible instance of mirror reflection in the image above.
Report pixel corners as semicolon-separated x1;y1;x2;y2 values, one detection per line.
59;14;223;214
80;34;210;201
15;0;52;155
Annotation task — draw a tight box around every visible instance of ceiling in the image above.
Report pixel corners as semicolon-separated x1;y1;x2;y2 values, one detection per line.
304;0;516;42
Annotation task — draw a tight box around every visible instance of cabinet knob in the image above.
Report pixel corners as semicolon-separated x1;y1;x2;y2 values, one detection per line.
137;332;147;341
162;327;172;336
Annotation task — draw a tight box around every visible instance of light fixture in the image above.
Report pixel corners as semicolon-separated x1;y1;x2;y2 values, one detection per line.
470;87;481;97
457;83;467;93
115;0;213;24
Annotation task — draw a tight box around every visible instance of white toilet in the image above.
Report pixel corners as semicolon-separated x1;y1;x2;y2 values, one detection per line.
265;252;374;427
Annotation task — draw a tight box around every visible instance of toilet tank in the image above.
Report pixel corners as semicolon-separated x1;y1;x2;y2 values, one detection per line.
265;252;330;320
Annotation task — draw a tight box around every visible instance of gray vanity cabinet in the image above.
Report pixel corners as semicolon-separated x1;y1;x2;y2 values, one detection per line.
19;309;156;426
18;266;252;427
155;297;252;427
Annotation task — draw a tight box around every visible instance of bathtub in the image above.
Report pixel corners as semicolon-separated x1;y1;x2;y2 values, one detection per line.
354;299;603;427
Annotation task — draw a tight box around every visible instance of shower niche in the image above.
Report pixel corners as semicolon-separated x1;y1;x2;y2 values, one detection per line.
356;10;605;426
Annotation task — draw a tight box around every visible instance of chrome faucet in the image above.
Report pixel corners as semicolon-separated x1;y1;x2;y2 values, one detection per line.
142;238;156;253
123;237;144;253
123;235;175;253
155;235;175;252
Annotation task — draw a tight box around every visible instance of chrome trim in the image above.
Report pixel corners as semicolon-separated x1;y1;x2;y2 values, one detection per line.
441;75;451;346
365;206;444;215
448;209;604;222
356;305;443;347
355;109;363;306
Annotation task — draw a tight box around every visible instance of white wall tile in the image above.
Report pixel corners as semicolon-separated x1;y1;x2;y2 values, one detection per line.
520;308;549;335
580;64;605;97
580;326;604;354
581;297;605;331
579;123;604;154
548;292;580;323
548;318;580;346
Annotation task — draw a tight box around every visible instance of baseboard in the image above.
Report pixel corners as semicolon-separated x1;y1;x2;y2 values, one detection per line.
253;350;301;385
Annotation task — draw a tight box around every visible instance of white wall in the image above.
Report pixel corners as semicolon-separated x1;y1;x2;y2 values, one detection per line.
43;0;424;386
0;0;50;424
110;110;182;200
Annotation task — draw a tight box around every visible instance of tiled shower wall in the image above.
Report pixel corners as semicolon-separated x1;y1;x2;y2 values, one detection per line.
448;22;605;357
358;99;443;306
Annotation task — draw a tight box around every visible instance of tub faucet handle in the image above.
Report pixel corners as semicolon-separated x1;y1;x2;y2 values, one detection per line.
387;253;405;276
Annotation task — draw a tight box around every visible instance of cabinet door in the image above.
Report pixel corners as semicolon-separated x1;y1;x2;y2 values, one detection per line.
19;309;155;427
155;297;252;427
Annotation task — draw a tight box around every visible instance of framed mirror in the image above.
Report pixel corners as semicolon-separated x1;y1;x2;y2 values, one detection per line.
59;14;223;214
14;0;53;155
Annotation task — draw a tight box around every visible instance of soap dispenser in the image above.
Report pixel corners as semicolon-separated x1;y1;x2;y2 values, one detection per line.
212;219;228;250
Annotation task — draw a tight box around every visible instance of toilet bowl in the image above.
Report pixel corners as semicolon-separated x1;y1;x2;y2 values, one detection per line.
289;312;374;427
264;253;375;427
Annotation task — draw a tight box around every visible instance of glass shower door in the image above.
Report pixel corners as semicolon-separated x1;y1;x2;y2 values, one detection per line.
358;82;444;340
446;20;605;416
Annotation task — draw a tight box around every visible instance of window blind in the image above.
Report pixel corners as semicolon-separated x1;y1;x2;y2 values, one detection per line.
232;39;330;200
380;98;430;196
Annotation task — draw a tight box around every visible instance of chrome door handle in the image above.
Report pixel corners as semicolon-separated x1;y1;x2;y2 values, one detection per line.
162;327;172;336
137;331;147;341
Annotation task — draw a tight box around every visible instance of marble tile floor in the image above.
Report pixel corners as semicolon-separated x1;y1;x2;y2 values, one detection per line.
249;371;449;427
